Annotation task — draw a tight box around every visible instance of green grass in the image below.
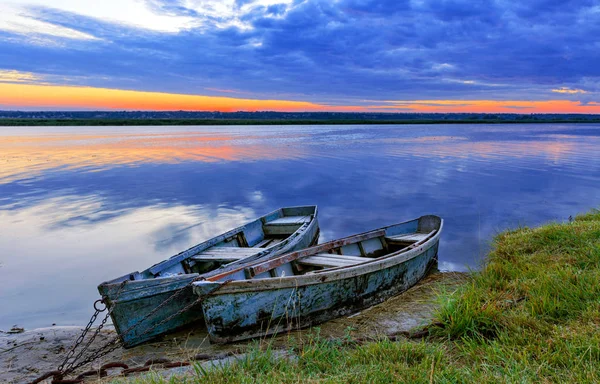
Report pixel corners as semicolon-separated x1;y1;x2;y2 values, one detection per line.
118;210;600;383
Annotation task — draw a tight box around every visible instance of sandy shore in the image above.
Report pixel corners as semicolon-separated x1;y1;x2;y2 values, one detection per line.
1;271;466;383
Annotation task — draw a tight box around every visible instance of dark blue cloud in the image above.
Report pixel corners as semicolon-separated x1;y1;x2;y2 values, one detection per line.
1;0;599;103
266;4;287;16
145;0;202;17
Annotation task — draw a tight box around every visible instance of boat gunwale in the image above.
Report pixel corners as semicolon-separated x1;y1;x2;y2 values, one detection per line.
194;216;443;294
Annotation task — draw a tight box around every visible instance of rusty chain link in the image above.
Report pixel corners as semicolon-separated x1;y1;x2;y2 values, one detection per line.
31;346;239;383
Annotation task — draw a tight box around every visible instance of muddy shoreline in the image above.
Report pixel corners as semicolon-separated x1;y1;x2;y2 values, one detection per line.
1;272;467;383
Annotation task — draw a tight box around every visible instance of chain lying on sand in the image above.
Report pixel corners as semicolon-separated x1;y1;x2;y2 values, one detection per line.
30;351;241;384
30;279;229;384
30;321;444;383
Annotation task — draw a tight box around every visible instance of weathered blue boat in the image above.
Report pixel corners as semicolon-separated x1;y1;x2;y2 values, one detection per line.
192;215;442;343
98;206;319;347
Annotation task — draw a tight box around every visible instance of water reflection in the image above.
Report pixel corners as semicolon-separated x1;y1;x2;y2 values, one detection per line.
0;198;258;328
0;128;308;182
1;124;599;329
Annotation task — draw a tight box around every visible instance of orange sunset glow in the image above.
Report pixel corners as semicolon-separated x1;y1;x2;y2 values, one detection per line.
0;130;306;182
2;82;600;113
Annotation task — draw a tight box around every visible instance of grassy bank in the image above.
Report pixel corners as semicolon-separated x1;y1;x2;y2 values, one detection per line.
123;211;600;383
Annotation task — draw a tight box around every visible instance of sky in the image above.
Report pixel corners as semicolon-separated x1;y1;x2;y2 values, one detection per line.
0;0;599;113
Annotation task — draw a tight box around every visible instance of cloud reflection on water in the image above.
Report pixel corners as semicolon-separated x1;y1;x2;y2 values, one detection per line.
0;195;258;327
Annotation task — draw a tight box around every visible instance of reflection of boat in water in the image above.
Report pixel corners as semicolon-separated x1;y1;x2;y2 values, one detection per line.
193;215;442;343
98;206;319;347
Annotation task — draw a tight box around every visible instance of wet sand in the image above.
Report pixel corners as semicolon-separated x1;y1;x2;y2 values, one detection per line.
1;272;467;383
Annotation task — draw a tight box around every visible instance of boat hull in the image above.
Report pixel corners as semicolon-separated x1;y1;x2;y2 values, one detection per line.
200;236;439;343
99;208;319;348
101;276;200;348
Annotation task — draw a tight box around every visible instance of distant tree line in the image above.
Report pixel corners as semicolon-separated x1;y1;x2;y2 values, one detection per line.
0;111;598;126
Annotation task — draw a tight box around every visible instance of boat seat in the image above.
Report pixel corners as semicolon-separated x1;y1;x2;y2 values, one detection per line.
252;237;286;248
298;254;368;269
385;232;431;244
190;247;266;263
266;215;311;225
263;215;311;235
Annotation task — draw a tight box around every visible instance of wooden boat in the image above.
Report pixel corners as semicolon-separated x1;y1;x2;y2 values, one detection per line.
98;206;319;347
192;215;442;343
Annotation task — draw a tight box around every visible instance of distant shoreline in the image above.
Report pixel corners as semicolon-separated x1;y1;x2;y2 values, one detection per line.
2;118;600;126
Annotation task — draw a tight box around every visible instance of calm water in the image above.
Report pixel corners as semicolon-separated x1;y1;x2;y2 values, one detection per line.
1;124;599;330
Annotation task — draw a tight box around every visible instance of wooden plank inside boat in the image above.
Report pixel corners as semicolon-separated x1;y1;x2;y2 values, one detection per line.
385;232;432;244
298;254;368;268
242;229;386;278
267;215;311;225
201;247;266;253
263;216;311;236
190;247;266;263
189;254;245;263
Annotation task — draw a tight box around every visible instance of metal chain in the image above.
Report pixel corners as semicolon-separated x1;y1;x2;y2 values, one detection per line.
56;282;192;377
112;280;197;341
134;281;227;341
64;335;123;376
66;278;227;375
56;303;103;373
63;304;114;373
31;266;236;384
58;280;128;374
